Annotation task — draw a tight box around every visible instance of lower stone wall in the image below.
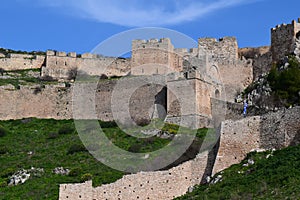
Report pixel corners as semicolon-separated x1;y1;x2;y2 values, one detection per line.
59;151;209;200
0;83;72;120
212;116;261;174
212;106;300;175
259;107;300;149
0;78;166;123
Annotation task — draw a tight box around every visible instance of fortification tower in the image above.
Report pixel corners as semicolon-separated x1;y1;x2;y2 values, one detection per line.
131;38;183;75
271;18;300;62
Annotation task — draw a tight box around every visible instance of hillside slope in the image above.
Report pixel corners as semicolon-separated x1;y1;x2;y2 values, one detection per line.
176;145;300;199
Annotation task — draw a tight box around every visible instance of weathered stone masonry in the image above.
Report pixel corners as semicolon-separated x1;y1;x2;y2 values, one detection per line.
59;151;209;200
213;106;300;175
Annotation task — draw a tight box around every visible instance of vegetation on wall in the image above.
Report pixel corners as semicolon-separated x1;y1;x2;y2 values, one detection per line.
0;48;45;57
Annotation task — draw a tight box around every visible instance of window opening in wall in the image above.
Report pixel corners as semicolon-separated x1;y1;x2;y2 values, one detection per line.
215;89;220;98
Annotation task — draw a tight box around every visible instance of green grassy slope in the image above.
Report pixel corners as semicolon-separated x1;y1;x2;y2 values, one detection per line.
0;118;209;200
176;145;300;200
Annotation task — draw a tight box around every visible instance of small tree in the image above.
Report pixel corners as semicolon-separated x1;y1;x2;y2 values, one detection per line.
0;68;5;76
67;68;78;80
80;173;92;182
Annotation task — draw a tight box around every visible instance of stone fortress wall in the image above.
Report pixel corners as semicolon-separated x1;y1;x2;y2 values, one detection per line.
213;106;300;174
0;53;45;71
238;46;272;80
0;80;166;124
59;151;209;200
42;51;131;80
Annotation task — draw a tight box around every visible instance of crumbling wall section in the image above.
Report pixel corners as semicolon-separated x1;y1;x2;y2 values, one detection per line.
59;151;209;200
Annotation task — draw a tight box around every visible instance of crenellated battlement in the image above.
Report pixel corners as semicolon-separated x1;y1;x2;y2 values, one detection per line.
46;50;103;59
132;38;173;53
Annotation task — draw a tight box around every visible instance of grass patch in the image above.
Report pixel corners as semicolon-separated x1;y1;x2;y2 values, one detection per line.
0;118;124;200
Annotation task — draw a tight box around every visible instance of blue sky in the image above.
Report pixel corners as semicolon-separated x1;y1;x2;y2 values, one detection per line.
0;0;299;55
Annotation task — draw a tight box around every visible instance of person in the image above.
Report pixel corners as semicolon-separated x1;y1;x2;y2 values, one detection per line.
243;100;248;117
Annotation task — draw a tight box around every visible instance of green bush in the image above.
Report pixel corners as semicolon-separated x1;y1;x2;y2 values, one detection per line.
67;144;87;155
267;56;300;105
47;132;59;139
0;146;9;155
0;178;7;188
68;167;82;177
162;123;179;135
99;121;117;128
0;126;7;137
80;173;93;182
128;144;142;153
58;125;75;135
0;168;15;178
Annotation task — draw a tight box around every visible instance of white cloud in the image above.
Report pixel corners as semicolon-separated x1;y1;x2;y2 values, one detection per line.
39;0;251;27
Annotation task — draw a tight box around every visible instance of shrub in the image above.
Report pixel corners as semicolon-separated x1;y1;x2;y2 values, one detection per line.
21;118;33;124
58;125;75;135
80;173;93;182
67;68;78;80
135;118;150;126
0;178;7;188
0;126;7;137
99;121;117;128
68;167;82;177
47;132;59;139
0;68;5;76
128;144;142;153
267;56;300;105
162;123;179;135
67;144;87;155
100;74;108;80
33;87;42;95
0;168;15;178
0;146;9;154
65;82;71;88
40;75;54;81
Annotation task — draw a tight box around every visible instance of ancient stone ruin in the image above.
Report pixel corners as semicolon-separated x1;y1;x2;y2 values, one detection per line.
1;18;300;200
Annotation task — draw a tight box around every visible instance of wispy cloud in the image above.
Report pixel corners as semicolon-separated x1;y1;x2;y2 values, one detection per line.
38;0;251;27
